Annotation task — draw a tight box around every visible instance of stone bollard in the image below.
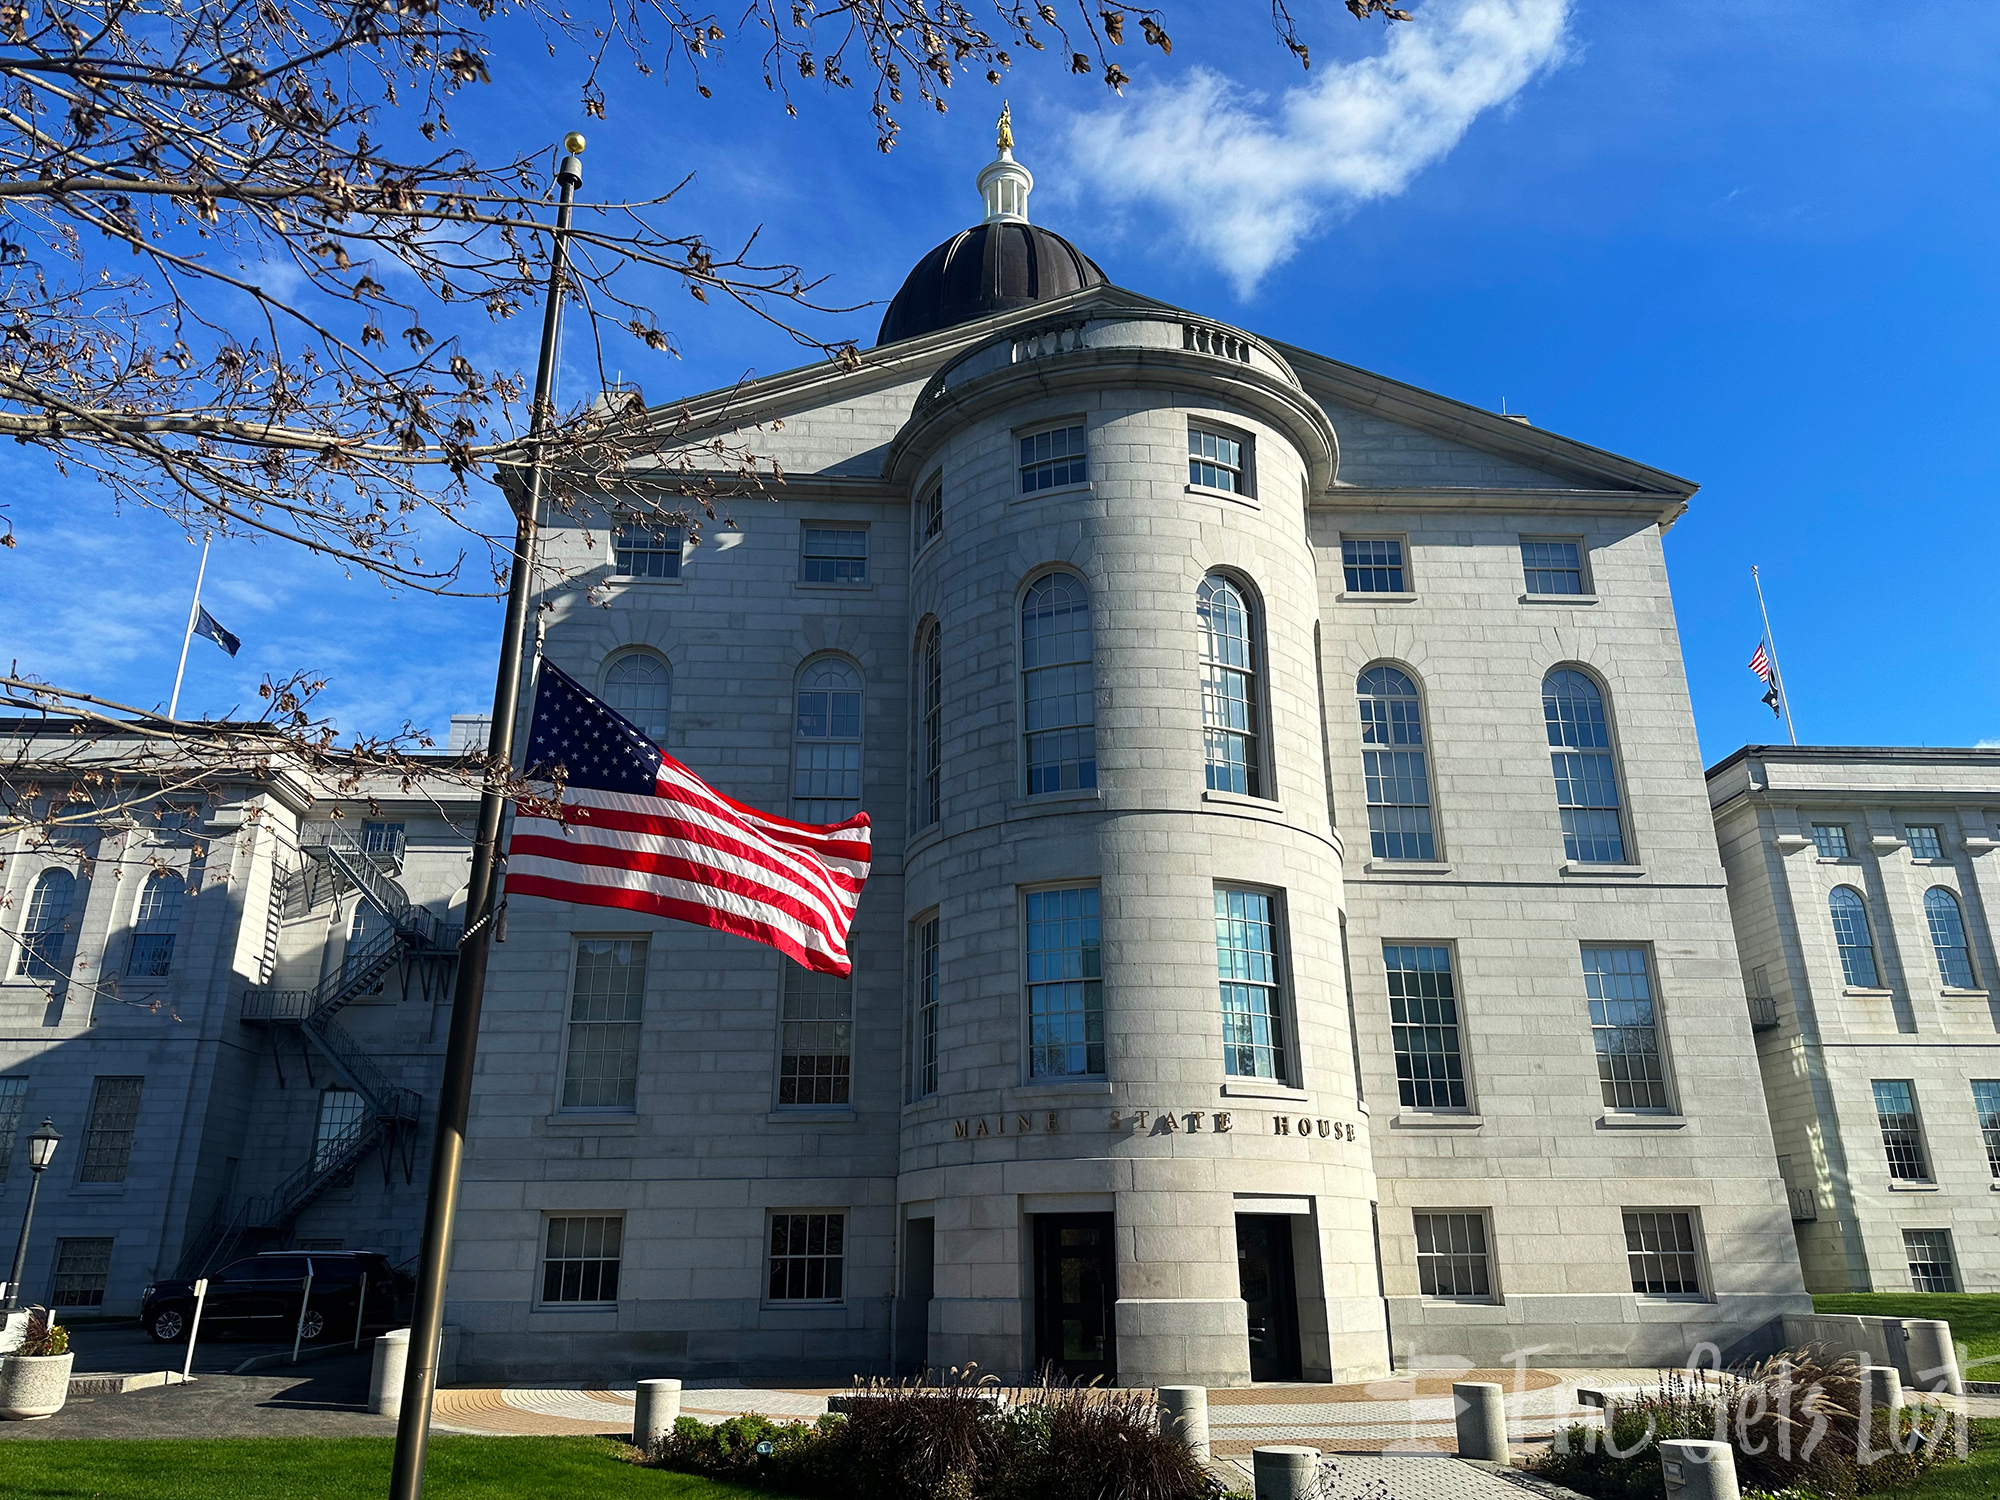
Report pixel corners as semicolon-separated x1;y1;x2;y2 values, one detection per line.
1251;1445;1320;1500
1157;1386;1210;1459
1901;1320;1964;1396
1659;1438;1739;1500
633;1379;683;1452
369;1329;411;1419
1859;1364;1904;1414
1453;1381;1509;1463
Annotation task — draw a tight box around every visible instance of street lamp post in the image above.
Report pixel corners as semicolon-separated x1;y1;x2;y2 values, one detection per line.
4;1120;61;1313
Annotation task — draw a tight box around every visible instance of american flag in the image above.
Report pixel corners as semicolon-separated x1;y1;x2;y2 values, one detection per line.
506;662;871;975
1748;642;1773;684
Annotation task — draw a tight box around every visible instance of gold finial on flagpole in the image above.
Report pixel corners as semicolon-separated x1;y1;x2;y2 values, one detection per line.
997;101;1013;153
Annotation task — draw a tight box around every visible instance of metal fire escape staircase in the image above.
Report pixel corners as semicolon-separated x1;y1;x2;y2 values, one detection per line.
184;826;456;1276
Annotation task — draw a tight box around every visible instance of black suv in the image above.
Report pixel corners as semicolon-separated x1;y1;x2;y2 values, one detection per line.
140;1251;406;1344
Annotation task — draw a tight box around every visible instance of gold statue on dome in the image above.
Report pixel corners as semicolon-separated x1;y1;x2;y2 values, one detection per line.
997;102;1013;152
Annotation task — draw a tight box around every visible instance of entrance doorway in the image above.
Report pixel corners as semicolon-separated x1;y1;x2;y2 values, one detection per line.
1032;1213;1117;1381
1236;1215;1302;1382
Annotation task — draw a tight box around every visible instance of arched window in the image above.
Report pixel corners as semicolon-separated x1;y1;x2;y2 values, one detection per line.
16;869;76;979
793;657;863;823
1829;887;1879;989
1021;573;1096;794
1198;574;1261;797
1543;669;1626;864
129;870;186;977
1924;887;1976;988
917;623;942;829
1356;666;1435;860
603;651;671;744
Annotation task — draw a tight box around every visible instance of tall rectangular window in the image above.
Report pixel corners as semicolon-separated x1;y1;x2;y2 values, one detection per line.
779;965;852;1107
1019;425;1087;493
1217;888;1287;1081
51;1237;113;1307
1906;825;1943;860
1623;1210;1702;1296
1188;426;1245;493
128;871;185;976
541;1215;622;1304
1341;538;1406;593
916;481;943;549
1384;945;1467;1110
79;1076;143;1183
1871;1079;1930;1181
0;1077;27;1183
612;522;683;579
312;1088;366;1169
1811;824;1850;859
800;526;869;584
918;625;943;829
1021;573;1096;794
1357;666;1436;861
1520;538;1585;595
1544;671;1626;864
1198;574;1261;796
1903;1229;1957;1293
562;940;646;1111
768;1212;845;1302
1413;1212;1492;1299
914;915;940;1098
1025;887;1104;1078
1584;948;1669;1112
1973;1080;2000;1179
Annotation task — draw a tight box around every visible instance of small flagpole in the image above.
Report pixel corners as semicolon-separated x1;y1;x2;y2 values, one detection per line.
167;535;211;720
1752;564;1799;746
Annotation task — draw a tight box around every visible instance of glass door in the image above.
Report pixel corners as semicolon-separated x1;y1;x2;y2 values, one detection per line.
1032;1213;1117;1382
1236;1215;1302;1382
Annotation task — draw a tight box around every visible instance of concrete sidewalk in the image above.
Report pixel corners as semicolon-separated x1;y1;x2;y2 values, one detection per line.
0;1349;386;1440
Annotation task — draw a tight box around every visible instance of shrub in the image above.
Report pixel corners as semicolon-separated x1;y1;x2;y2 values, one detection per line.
17;1309;68;1358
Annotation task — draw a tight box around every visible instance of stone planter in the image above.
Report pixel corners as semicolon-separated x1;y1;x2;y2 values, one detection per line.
0;1352;75;1419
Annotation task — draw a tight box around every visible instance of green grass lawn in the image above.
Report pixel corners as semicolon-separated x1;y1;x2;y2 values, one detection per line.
1812;1293;2000;1373
0;1436;793;1500
1867;1417;2000;1498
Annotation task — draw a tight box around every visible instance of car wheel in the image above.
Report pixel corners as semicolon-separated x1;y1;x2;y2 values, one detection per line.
299;1309;326;1341
147;1306;187;1343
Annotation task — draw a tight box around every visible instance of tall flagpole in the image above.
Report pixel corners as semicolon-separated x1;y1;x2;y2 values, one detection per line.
387;132;585;1500
1752;564;1799;746
167;536;211;719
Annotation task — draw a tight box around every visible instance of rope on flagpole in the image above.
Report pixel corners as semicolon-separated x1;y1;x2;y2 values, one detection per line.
1752;564;1799;746
167;535;211;720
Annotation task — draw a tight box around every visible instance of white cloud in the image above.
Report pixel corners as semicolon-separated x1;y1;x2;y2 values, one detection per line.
1063;0;1572;292
1977;738;2000;750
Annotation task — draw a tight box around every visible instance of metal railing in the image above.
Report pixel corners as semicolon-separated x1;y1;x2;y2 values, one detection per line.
301;823;448;950
241;926;403;1026
1748;994;1780;1030
1789;1187;1818;1222
305;1011;419;1121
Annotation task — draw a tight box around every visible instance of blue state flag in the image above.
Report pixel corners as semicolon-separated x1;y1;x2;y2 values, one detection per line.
193;606;241;657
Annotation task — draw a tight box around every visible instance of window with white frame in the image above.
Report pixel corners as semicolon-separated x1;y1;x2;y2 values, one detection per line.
1217;887;1288;1081
1811;823;1850;859
360;821;404;861
1021;573;1097;794
603;651;671;743
0;1077;26;1183
1871;1079;1930;1181
51;1237;113;1307
1341;538;1406;593
917;623;942;829
779;964;852;1107
1906;825;1944;860
1188;425;1246;494
913;914;940;1099
768;1212;845;1301
1520;538;1586;595
1543;670;1627;864
1829;887;1880;988
1025;887;1104;1078
1972;1080;2000;1179
128;870;184;976
80;1076;143;1182
1623;1210;1702;1296
541;1215;622;1303
1924;888;1977;988
1584;947;1670;1112
16;869;76;978
1018;425;1087;493
612;522;683;579
1413;1212;1493;1299
1356;666;1436;861
1384;945;1467;1110
793;658;864;822
562;940;646;1111
1903;1229;1957;1293
313;1088;366;1169
1197;574;1261;797
800;526;869;584
916;480;943;549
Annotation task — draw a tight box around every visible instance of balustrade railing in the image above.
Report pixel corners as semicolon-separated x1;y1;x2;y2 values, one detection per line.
1748;994;1780;1030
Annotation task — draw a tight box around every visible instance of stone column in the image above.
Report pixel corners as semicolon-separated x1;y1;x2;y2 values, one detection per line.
1659;1439;1738;1500
1157;1385;1210;1458
1252;1446;1320;1500
369;1329;410;1417
633;1379;682;1450
1453;1381;1508;1462
1900;1320;1963;1396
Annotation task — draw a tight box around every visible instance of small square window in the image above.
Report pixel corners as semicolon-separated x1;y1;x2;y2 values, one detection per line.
1903;1229;1957;1293
541;1215;622;1304
612;523;683;580
1520;538;1585;595
1413;1212;1493;1299
1907;826;1944;860
800;527;868;584
1019;425;1088;493
1188;426;1247;494
51;1237;113;1307
1341;538;1406;593
768;1212;845;1302
1623;1210;1703;1297
1811;824;1850;860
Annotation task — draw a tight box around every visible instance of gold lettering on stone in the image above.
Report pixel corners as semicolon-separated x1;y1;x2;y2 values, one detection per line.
975;1119;990;1138
1297;1117;1312;1136
1214;1111;1232;1132
1018;1114;1033;1134
1317;1119;1330;1138
1047;1112;1061;1132
954;1120;969;1139
1184;1111;1204;1132
1273;1116;1290;1135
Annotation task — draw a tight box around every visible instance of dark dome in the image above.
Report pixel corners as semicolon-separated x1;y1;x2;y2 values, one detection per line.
877;221;1106;346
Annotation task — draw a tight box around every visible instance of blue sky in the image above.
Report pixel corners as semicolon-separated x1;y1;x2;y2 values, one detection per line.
4;0;1996;762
